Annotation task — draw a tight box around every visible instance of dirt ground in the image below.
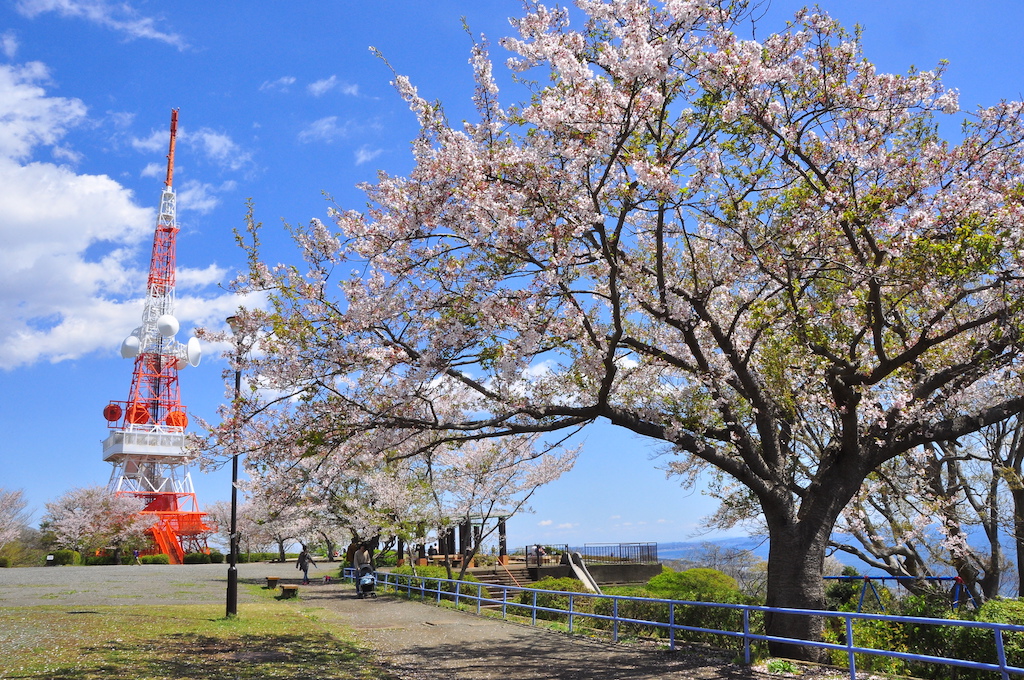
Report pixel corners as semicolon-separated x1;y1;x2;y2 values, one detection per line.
0;562;843;680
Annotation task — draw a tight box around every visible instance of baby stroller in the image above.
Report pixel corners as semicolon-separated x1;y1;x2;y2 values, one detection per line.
356;565;376;598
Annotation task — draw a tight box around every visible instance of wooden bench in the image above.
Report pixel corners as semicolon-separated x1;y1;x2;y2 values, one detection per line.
266;577;279;589
280;584;299;598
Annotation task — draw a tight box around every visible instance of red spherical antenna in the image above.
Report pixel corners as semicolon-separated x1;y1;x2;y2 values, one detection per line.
102;403;122;422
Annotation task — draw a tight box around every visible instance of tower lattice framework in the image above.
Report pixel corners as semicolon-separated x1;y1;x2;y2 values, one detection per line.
102;109;210;563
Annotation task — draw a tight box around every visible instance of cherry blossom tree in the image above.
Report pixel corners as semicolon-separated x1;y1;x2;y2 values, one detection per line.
205;499;275;556
224;1;1024;657
0;488;30;551
834;416;1024;601
833;441;1006;603
42;487;154;562
429;435;578;579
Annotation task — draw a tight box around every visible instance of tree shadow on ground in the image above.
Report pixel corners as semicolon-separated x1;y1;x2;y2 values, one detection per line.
372;627;763;680
34;631;395;680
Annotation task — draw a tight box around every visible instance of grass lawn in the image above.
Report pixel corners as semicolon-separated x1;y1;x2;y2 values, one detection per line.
0;595;397;679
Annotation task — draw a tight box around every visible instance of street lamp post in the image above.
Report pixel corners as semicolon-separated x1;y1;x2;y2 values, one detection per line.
226;315;242;618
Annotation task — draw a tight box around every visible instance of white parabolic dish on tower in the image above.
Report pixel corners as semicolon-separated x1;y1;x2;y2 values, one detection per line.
186;336;202;367
157;314;180;337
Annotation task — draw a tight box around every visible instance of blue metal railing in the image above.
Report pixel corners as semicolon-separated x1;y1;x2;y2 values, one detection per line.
343;568;1024;680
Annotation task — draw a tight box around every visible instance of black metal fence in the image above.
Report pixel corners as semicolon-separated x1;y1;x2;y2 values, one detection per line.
516;542;660;566
574;543;659;565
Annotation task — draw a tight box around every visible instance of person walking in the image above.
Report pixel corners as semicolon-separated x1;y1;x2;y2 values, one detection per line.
353;543;372;573
297;547;316;585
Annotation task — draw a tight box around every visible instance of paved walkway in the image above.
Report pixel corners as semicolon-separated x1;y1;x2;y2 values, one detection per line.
0;563;800;680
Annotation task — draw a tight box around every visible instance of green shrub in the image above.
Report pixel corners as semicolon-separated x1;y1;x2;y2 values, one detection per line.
141;554;170;565
374;550;398;567
0;556;9;568
647;567;740;601
51;549;80;566
84;554;116;566
593;587;669;638
842;592;990;679
208;550;224;564
825;566;862;610
389;565;490;600
183;552;211;564
237;551;279;563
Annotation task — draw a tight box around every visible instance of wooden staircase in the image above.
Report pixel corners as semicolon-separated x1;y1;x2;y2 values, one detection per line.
470;564;531;589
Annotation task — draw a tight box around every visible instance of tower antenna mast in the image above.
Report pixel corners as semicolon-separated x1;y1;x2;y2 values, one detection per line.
101;109;209;564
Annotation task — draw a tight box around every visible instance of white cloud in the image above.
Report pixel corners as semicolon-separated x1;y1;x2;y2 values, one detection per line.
177;263;228;291
176;178;237;215
355;146;383;165
0;154;154;368
176;179;220;214
298;116;351;143
307;75;338;97
140;161;162;178
130;128;165;153
52;144;82;164
557;523;576;529
1;31;18;59
107;110;134;129
259;76;296;93
307;76;360;98
185;128;252;171
133;126;252;172
538;519;552;526
0;62;86;160
14;0;187;49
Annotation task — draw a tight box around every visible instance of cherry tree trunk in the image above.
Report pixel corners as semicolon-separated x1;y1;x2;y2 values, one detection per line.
764;520;830;662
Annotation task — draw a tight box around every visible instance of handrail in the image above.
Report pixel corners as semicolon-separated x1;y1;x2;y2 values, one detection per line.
498;561;523;588
355;570;1024;680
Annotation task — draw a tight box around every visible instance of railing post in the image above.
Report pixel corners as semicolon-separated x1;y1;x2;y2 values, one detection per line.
569;594;575;634
846;617;856;680
477;583;482;615
532;591;538;627
613;598;620;643
996;628;1010;680
669;602;675;651
743;609;751;666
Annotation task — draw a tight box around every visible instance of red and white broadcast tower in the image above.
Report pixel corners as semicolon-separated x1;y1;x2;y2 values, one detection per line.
102;109;211;563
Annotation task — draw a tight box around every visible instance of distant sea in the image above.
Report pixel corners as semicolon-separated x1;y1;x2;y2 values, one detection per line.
656;535;875;573
657;535;769;561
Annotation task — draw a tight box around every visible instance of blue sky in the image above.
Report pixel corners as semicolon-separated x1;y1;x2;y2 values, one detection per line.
2;0;1023;548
